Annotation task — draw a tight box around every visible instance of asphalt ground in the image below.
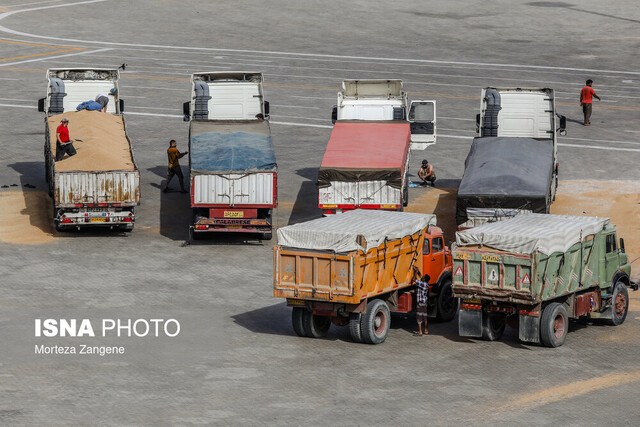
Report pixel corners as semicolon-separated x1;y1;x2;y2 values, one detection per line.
0;0;639;425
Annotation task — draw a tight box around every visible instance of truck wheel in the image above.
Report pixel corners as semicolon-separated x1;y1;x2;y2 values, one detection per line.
261;233;272;241
349;313;363;343
436;279;459;322
608;281;629;326
540;302;568;347
482;313;505;341
361;299;391;344
402;181;409;207
291;307;307;337
303;311;331;338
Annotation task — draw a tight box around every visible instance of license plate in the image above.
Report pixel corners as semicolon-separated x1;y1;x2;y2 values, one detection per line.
464;299;481;304
227;225;242;229
90;218;107;222
287;299;306;306
224;211;244;218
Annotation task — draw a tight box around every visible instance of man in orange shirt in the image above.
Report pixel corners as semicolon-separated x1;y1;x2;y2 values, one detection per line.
580;79;601;126
163;139;188;193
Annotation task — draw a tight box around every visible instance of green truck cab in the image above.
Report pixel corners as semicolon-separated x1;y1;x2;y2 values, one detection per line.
451;214;636;347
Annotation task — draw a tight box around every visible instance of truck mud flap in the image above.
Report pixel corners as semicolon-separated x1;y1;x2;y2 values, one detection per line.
519;311;541;344
458;309;482;337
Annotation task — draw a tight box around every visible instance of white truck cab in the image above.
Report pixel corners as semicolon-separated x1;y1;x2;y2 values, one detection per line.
331;79;436;150
183;71;269;121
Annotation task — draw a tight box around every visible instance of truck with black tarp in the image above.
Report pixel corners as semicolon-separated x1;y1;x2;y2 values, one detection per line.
456;87;566;229
451;214;636;347
183;72;276;240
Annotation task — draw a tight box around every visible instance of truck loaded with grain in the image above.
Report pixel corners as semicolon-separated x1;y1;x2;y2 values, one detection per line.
38;68;140;232
451;214;636;347
183;72;276;240
274;210;459;344
456;87;566;229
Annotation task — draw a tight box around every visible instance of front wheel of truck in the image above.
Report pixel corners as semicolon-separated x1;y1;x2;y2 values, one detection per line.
291;307;307;337
482;313;505;341
608;281;629;326
436;279;459;322
361;299;391;344
540;302;568;347
303;311;331;338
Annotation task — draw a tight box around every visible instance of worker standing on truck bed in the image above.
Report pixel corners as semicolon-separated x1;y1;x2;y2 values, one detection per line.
415;274;430;336
163;139;188;193
55;117;76;161
580;79;601;126
418;159;436;186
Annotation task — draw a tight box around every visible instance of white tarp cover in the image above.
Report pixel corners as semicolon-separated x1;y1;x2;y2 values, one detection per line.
455;213;610;255
277;210;436;253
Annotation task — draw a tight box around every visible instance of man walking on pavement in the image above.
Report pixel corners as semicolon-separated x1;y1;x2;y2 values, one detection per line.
163;139;188;193
580;79;601;126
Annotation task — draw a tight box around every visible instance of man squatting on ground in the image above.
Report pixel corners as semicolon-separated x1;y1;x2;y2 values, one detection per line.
415;274;430;336
55;117;76;161
580;79;601;126
163;139;188;193
418;159;436;186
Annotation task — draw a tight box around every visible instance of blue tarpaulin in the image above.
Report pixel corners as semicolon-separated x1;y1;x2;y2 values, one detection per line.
189;121;276;174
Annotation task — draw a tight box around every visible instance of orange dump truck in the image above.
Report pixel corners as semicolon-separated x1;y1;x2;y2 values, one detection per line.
274;210;458;344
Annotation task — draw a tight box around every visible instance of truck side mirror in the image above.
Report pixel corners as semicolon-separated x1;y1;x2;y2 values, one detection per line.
557;114;567;135
264;101;270;115
331;106;337;124
183;101;191;121
37;98;45;112
119;99;125;113
620;238;625;253
475;113;481;133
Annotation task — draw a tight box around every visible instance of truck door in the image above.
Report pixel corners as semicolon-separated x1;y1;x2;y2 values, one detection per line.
408;100;436;150
422;236;445;283
604;233;619;283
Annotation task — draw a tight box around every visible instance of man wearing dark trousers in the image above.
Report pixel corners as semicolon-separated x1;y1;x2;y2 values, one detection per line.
55;117;76;161
580;79;601;126
163;139;188;193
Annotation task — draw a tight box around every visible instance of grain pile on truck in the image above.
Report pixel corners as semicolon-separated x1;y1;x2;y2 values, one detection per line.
318;80;436;215
456;87;566;229
183;72;276;240
274;210;459;344
451;214;636;347
39;68;140;232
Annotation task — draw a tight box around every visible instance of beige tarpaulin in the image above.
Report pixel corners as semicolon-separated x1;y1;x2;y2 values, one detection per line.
48;110;134;172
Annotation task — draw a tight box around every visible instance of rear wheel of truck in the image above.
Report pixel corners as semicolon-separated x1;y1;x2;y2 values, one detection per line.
482;313;505;341
540;302;568;347
261;233;272;241
349;313;363;343
402;181;409;207
303;311;331;338
609;281;629;326
291;307;307;337
436;279;459;322
361;299;391;344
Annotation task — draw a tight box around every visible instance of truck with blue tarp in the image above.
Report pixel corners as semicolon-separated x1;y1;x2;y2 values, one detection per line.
183;72;276;240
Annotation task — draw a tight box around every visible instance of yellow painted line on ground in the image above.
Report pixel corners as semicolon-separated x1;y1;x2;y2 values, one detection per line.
492;370;640;414
0;38;80;49
0;47;82;62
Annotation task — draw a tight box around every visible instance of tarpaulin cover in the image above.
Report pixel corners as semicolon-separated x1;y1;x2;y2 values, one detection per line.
318;122;410;189
456;137;554;224
277;209;436;253
189;120;276;174
455;213;609;255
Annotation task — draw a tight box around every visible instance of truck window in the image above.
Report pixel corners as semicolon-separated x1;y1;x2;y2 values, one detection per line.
432;237;443;253
423;239;430;255
606;234;617;253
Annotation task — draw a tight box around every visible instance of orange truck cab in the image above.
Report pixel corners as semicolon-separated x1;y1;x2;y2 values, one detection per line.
274;211;457;344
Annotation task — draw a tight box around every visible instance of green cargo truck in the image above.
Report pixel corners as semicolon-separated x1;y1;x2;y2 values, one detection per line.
451;214;637;347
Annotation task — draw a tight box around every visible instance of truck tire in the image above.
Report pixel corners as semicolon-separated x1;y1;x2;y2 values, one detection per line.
540;302;568;347
261;233;272;241
482;313;505;341
436;279;459;322
303;311;331;338
361;299;391;344
609;281;629;326
402;182;409;207
291;307;307;337
349;313;363;343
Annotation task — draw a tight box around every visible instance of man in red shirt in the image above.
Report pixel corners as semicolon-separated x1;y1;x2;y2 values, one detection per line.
580;79;601;126
55;117;77;161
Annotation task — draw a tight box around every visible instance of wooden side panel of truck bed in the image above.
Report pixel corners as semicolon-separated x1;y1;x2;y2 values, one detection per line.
274;230;425;304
